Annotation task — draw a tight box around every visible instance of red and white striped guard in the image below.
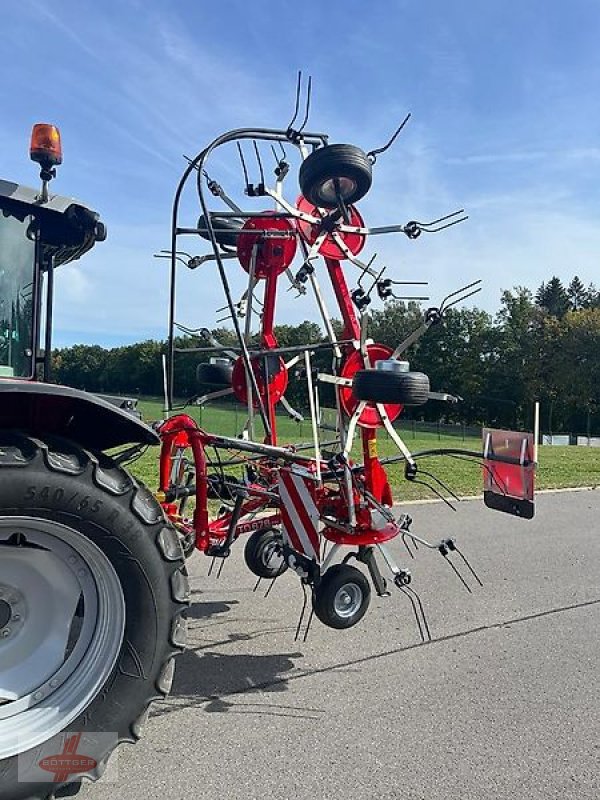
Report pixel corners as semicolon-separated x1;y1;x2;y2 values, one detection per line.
278;466;320;562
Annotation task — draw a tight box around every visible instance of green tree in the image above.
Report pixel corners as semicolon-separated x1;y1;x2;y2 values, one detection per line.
535;276;570;318
567;275;587;310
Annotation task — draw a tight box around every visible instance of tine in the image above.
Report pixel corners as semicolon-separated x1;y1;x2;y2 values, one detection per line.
423;216;469;233
252;576;262;593
303;608;315;642
411;478;457;511
399;586;425;643
287;70;302;131
454;546;484;587
264;578;277;598
418;468;460;502
294;583;308;642
237;142;250;187
443;554;472;593
404;585;432;642
366;112;411;161
298;75;312;133
421;208;465;227
443;286;482;311
207;556;217;577
440;279;482;308
216;558;226;579
401;531;415;559
253;140;265;185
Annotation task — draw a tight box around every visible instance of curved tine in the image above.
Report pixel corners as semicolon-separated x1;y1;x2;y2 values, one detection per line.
416;468;461;502
409;478;458;511
405;585;432;641
253;140;265;185
367;112;411;161
154;253;189;268
363;265;387;304
302;608;315;643
446;454;510;496
401;531;415;559
286;70;302;131
417;208;466;229
422;216;469;234
398;586;426;643
158;248;194;258
439;279;483;310
402;585;432;642
356;254;379;289
183;154;201;171
237;142;250;186
294;583;308;642
270;144;281;167
442;285;483;312
453;546;484;587
442;554;472;593
297;75;312;134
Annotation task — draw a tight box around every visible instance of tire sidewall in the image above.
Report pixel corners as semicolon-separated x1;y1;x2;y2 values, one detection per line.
313;565;371;629
0;440;183;800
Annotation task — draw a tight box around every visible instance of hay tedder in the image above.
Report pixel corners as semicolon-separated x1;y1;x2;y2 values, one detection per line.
0;81;538;800
157;75;537;638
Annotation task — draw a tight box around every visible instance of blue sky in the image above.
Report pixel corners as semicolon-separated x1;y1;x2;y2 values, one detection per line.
3;0;600;347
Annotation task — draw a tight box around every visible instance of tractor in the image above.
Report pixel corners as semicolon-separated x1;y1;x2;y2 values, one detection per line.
0;125;188;800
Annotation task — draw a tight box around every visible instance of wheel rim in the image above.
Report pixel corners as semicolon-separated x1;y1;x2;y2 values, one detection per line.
0;517;126;760
333;582;363;619
262;540;284;571
316;176;357;204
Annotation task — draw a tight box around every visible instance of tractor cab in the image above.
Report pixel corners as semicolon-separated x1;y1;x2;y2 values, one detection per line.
0;125;154;451
0;124;105;381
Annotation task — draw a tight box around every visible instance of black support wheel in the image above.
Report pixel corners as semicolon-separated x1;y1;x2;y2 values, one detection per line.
244;528;288;579
312;564;371;629
352;369;430;406
0;432;188;800
197;213;243;248
196;361;233;387
299;144;373;208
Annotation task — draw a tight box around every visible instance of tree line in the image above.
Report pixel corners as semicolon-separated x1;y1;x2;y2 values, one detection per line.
52;275;600;435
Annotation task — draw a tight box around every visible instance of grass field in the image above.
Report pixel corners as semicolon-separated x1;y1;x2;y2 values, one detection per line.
129;398;600;501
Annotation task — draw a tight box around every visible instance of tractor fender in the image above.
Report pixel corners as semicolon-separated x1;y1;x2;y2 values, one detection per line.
0;381;158;451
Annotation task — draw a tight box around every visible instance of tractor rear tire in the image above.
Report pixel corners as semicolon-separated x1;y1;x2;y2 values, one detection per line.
299;144;373;208
0;432;188;800
197;213;243;248
352;369;430;406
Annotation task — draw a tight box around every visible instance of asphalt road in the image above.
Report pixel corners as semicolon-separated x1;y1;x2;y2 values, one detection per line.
82;489;600;800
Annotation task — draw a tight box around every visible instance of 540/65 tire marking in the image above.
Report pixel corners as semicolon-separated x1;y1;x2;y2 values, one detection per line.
24;486;103;514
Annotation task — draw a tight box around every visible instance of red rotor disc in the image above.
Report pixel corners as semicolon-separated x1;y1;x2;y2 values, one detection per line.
339;344;403;429
295;195;366;260
237;214;297;278
232;354;288;407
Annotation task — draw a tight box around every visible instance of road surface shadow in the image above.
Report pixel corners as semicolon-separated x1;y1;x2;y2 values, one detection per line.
187;599;239;621
156;647;320;719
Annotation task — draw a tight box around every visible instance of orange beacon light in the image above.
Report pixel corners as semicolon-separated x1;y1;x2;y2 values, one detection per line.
30;123;63;168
